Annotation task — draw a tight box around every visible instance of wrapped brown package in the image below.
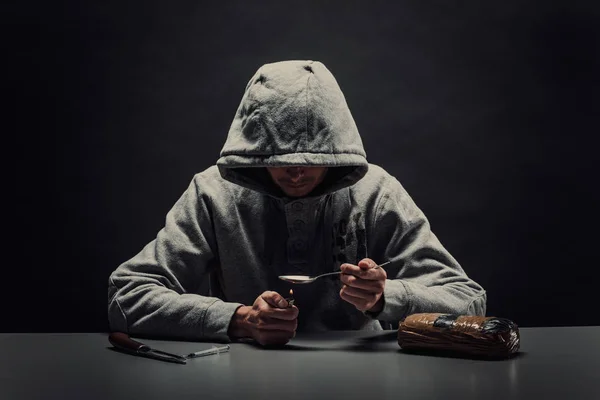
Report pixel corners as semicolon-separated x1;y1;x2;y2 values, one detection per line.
397;313;520;359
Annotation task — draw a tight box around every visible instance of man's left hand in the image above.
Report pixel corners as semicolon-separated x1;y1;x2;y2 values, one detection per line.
339;258;387;313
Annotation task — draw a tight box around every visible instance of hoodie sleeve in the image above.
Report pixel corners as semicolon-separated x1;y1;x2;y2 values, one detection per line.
368;177;487;322
107;176;243;342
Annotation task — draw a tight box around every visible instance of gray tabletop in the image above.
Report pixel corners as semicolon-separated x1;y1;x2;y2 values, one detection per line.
1;327;599;400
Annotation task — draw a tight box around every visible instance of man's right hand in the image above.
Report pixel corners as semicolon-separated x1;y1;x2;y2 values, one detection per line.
227;291;298;346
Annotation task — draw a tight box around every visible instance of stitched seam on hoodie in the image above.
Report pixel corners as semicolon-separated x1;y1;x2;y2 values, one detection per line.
193;174;219;260
305;73;310;152
371;186;391;242
109;276;129;332
466;290;487;315
398;280;413;318
372;186;413;319
201;298;221;337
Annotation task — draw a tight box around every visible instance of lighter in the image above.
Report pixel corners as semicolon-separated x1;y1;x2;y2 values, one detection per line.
285;289;295;307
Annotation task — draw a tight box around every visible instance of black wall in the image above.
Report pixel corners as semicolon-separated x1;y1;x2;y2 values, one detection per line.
5;0;600;332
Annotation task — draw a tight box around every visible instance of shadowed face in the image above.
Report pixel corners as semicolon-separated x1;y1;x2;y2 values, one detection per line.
266;166;328;197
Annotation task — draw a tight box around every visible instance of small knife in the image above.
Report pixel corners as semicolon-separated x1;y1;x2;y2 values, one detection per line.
109;332;188;364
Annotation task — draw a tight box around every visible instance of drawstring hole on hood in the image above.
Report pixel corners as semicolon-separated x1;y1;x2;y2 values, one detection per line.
304;65;314;73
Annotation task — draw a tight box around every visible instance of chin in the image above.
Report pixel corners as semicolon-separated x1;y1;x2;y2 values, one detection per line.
286;191;308;198
284;187;313;197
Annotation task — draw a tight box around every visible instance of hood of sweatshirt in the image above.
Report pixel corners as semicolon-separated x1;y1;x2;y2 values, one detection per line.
216;60;368;198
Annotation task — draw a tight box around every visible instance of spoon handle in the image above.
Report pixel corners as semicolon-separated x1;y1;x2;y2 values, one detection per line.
321;261;392;279
317;271;344;279
376;260;392;269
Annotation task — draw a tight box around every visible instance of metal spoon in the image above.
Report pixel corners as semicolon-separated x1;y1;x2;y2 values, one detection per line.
279;261;392;284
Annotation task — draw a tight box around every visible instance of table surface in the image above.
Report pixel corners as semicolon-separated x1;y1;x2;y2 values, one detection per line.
1;327;599;400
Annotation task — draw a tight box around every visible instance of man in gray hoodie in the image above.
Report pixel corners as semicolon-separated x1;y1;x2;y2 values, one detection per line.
108;60;486;346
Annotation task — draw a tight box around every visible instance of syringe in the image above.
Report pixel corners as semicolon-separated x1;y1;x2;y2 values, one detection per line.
185;344;231;359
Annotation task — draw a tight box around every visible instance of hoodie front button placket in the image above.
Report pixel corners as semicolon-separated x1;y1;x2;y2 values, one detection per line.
294;240;307;251
293;219;305;232
285;201;310;265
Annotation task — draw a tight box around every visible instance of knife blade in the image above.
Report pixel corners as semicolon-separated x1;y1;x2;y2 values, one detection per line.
109;332;187;364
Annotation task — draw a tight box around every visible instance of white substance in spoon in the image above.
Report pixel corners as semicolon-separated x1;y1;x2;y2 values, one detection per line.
279;275;311;281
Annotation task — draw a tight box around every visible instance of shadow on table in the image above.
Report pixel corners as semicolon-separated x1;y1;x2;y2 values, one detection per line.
246;331;527;361
244;343;396;352
106;332;231;344
397;348;528;361
356;331;399;342
244;331;399;352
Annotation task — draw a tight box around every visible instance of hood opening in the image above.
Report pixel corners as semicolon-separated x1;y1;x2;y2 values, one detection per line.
220;165;367;199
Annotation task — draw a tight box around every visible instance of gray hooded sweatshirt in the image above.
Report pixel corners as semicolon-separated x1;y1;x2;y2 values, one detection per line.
108;60;486;342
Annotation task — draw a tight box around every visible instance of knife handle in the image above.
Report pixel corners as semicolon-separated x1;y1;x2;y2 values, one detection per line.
109;332;150;352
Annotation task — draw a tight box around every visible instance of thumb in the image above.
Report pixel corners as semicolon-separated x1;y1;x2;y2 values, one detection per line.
358;258;377;270
261;291;288;309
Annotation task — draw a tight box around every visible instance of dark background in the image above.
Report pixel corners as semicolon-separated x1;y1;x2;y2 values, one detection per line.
4;0;599;332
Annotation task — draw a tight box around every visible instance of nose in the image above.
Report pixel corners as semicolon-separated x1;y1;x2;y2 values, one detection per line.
286;167;305;182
